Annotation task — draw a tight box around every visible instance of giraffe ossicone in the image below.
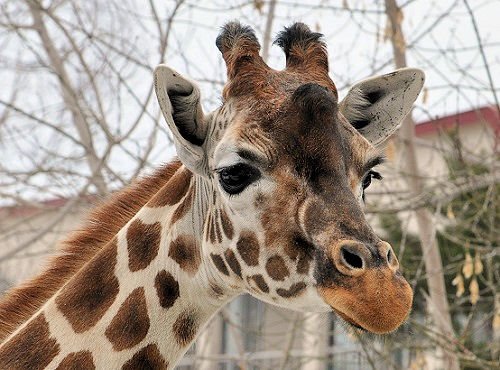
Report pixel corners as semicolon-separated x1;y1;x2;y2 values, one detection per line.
0;22;424;369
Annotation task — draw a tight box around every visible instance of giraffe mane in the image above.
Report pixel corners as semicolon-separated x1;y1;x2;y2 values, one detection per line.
0;160;182;343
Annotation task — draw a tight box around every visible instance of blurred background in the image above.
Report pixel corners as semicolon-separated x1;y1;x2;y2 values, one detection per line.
0;0;498;369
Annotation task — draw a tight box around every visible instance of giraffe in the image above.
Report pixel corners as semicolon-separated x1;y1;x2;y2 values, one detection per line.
0;22;424;369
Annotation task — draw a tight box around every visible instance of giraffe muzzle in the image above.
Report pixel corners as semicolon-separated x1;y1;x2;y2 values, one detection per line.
319;240;413;334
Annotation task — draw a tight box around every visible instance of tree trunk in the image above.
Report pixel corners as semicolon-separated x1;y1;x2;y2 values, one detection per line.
384;1;459;369
27;0;108;195
261;0;277;62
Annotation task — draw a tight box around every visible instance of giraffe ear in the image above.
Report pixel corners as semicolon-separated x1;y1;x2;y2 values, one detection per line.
339;68;425;146
154;65;207;173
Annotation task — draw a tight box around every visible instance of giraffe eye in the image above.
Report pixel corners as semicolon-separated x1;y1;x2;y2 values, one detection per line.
218;163;261;195
362;170;382;190
361;170;382;200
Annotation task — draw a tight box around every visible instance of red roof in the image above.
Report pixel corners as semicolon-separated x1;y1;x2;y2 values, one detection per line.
0;195;98;218
415;106;499;137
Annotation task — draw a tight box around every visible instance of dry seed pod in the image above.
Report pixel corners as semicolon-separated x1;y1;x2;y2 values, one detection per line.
462;252;473;279
469;277;479;305
474;253;483;275
452;274;465;297
493;305;500;331
446;204;455;219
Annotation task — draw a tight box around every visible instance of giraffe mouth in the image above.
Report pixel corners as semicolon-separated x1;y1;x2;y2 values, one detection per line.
318;270;413;334
333;308;366;331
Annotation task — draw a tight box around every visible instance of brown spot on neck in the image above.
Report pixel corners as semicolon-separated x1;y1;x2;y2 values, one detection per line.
105;287;150;351
56;351;95;370
168;235;201;276
210;253;230;276
224;249;242;278
56;239;119;333
219;208;234;240
208;213;217;244
148;167;192;207
0;161;181;342
210;283;225;298
154;270;180;309
247;274;269;293
122;343;168;370
170;185;195;226
0;313;60;370
236;231;260;266
265;255;290;281
172;310;199;347
276;282;307;298
127;220;162;272
214;210;223;243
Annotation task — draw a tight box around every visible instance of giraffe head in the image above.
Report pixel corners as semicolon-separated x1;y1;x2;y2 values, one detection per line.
154;22;424;334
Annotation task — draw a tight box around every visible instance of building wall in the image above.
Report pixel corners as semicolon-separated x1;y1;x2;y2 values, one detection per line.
0;203;90;292
367;111;497;236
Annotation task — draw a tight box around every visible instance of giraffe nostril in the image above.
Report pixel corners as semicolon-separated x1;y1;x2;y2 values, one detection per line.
332;240;370;276
340;247;364;269
378;241;399;270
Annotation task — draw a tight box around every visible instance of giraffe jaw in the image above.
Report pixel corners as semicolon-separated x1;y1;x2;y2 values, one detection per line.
333;308;367;331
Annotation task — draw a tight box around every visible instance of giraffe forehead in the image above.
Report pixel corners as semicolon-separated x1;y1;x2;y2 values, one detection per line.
215;69;338;147
224;117;372;181
216;82;374;176
213;115;276;168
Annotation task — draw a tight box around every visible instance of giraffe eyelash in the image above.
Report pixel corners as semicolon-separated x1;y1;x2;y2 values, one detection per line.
361;170;382;201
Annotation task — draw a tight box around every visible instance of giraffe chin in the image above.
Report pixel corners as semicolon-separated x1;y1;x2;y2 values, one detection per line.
317;270;413;334
333;309;366;331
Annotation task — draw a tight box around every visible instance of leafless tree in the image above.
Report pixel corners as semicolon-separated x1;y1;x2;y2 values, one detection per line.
1;1;498;369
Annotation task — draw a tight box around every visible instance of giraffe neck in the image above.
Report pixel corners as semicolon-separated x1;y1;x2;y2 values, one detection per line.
0;165;240;369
